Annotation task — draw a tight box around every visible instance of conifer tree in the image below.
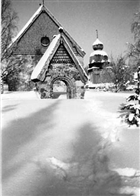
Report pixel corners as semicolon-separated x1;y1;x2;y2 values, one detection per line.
121;11;140;127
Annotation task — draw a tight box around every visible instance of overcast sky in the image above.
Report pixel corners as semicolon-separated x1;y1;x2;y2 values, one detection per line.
12;0;140;65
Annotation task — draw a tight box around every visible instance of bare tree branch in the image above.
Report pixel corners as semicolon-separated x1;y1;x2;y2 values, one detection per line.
1;0;18;59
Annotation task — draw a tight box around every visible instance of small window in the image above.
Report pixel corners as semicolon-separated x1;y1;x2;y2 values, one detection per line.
41;36;50;47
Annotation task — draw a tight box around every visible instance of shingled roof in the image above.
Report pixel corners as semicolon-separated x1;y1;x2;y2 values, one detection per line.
31;31;88;83
7;4;85;57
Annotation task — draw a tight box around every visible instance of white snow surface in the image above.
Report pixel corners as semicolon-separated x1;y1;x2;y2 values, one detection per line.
1;91;140;196
92;38;103;46
90;50;108;57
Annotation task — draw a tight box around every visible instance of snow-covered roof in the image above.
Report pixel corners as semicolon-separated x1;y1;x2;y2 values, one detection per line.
92;38;103;46
88;67;99;71
6;5;85;57
90;50;108;57
31;32;88;83
11;6;43;44
31;34;60;81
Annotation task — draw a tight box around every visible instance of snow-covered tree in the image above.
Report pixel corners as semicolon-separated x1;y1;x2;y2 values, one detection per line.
120;82;140;127
1;0;19;91
109;56;131;92
2;55;35;91
1;0;18;61
1;0;35;91
126;10;140;72
120;10;140;126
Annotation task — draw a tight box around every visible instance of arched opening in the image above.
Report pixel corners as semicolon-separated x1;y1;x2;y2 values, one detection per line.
50;76;75;99
52;80;67;99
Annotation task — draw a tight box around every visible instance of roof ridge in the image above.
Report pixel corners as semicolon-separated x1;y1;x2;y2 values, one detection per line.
12;5;43;44
7;5;85;56
61;34;88;81
31;33;87;83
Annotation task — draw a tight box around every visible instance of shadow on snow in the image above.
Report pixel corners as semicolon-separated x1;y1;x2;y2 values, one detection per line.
31;123;131;196
2;101;59;181
2;101;133;196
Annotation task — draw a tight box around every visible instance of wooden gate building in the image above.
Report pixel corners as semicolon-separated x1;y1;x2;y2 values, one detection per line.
31;27;88;98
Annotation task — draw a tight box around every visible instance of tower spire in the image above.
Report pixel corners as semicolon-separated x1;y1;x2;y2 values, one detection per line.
96;29;98;39
42;0;44;6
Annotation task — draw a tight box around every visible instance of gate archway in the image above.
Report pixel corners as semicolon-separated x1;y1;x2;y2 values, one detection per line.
50;76;76;99
52;80;67;99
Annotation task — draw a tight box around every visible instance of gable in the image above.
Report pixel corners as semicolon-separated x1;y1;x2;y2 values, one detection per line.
7;5;85;58
31;32;88;83
51;44;74;64
11;12;59;55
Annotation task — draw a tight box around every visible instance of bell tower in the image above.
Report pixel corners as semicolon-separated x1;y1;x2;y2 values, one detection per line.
88;30;109;83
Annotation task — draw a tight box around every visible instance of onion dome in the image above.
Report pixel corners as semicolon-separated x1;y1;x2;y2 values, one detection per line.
92;38;103;50
89;50;108;64
89;30;108;65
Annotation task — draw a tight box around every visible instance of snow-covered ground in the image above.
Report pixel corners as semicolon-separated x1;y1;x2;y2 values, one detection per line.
1;90;140;196
1;90;40;100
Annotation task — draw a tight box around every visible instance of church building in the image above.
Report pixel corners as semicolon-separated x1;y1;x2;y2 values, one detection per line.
6;3;88;98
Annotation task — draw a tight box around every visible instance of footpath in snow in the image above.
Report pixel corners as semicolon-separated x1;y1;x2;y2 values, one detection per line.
1;91;140;196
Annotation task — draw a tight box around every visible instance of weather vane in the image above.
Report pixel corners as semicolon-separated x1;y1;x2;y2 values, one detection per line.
96;29;98;39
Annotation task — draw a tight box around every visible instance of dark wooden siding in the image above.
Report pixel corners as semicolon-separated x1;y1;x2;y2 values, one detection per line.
12;13;59;55
51;44;74;64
